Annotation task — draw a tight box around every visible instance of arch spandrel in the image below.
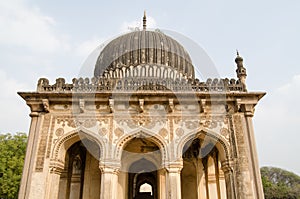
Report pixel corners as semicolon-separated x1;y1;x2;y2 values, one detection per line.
51;127;105;163
176;127;230;162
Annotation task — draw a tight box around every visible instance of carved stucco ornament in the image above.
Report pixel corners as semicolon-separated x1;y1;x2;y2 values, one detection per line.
57;117;97;128
98;127;108;136
115;127;124;138
220;127;230;142
200;119;218;129
82;119;97;128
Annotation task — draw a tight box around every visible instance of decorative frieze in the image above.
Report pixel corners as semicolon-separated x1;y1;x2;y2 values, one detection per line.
56;117;98;128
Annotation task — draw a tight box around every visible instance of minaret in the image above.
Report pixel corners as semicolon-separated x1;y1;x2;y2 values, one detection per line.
143;10;147;30
235;51;247;91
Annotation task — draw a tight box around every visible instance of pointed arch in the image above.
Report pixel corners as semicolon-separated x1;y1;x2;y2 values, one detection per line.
51;127;105;163
114;129;168;164
176;127;230;162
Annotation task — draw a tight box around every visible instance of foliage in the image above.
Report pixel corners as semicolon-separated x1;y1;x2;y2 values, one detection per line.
261;166;300;199
0;133;27;199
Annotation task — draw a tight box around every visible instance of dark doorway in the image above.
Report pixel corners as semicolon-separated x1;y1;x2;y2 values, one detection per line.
128;159;157;199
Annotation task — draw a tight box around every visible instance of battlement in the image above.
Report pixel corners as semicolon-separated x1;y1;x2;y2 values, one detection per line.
37;77;245;93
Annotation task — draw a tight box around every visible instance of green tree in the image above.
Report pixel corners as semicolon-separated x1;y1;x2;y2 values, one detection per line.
261;167;300;199
0;133;27;199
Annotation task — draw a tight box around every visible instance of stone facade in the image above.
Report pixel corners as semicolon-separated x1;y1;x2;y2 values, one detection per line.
18;16;265;199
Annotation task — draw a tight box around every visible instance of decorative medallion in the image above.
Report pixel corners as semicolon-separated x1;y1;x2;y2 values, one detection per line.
175;128;184;137
159;128;168;138
185;121;199;129
55;128;64;137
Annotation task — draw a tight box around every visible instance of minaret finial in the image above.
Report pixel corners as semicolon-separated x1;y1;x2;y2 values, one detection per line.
143;10;147;30
234;51;247;91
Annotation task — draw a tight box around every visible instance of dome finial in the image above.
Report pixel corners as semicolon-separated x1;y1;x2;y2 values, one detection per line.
236;49;239;56
143;10;147;30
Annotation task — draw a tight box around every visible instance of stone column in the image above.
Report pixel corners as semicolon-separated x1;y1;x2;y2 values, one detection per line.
158;169;166;199
99;163;120;199
165;161;183;199
242;105;265;199
207;156;218;199
45;161;64;199
18;112;41;199
221;160;236;199
196;160;207;199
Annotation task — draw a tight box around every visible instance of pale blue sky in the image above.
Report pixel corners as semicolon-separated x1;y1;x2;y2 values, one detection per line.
0;0;299;174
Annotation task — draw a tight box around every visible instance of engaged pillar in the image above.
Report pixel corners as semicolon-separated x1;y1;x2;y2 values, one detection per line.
221;159;236;199
45;162;64;199
99;163;120;199
165;161;183;199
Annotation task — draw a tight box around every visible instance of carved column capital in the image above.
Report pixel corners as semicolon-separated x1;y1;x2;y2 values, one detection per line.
221;159;234;174
29;112;39;117
100;166;119;175
49;159;65;175
241;104;255;117
99;161;120;174
164;160;183;173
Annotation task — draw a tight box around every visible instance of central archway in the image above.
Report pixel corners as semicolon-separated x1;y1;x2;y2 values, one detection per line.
120;136;163;199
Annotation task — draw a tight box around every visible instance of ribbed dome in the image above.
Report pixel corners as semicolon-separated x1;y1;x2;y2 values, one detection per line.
94;30;195;79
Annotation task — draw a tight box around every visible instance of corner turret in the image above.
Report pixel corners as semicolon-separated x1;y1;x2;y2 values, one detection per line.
235;51;247;91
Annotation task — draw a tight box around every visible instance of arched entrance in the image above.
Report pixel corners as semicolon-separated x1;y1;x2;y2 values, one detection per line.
120;137;162;199
58;139;101;199
181;138;227;199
